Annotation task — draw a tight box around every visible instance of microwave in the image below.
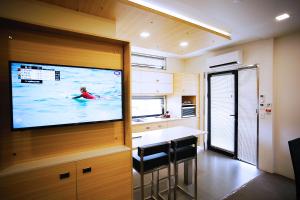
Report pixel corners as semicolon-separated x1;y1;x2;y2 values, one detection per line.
182;104;196;118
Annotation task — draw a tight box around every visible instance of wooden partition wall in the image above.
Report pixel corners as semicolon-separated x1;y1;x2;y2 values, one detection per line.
0;19;132;169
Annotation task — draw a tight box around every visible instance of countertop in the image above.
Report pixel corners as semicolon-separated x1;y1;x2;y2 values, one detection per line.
132;126;207;149
0;145;130;177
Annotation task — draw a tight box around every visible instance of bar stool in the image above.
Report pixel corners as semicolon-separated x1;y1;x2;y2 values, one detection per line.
133;142;171;200
171;135;198;200
288;138;300;200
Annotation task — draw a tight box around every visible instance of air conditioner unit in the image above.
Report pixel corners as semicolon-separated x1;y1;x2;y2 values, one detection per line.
207;50;243;70
131;53;166;69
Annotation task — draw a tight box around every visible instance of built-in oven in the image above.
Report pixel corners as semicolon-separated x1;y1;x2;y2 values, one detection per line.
181;104;196;118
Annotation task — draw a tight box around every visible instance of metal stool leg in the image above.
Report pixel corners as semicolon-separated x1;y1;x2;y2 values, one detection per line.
168;163;171;199
157;170;160;198
194;156;197;199
174;161;178;200
141;173;144;200
152;172;155;198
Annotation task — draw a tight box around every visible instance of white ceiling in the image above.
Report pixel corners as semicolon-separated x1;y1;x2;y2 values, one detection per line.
135;0;300;57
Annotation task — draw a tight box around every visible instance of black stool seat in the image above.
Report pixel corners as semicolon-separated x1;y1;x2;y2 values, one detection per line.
133;151;169;173
288;138;300;200
171;145;196;162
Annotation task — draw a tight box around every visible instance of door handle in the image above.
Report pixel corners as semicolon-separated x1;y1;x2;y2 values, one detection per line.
59;172;70;180
229;114;235;116
82;167;92;174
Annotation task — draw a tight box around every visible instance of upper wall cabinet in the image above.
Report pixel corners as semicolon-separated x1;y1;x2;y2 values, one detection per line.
174;73;199;95
132;69;173;95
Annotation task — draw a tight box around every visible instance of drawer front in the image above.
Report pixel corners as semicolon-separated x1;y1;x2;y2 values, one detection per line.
0;163;77;200
138;124;156;132
154;122;168;129
132;124;147;133
132;122;167;133
167;118;199;129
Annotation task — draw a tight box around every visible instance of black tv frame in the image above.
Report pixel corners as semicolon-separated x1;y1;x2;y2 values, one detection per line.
9;61;125;131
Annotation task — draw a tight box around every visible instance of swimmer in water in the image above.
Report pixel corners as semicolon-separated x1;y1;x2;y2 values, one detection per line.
73;87;99;99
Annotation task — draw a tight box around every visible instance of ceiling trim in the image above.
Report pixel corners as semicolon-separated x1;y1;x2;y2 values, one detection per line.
123;0;231;40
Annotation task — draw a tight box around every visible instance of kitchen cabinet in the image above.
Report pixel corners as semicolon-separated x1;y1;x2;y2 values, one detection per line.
132;118;199;133
132;69;173;95
174;73;198;95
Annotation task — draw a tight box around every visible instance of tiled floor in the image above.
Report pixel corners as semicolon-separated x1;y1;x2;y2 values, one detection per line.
224;172;296;200
133;148;261;200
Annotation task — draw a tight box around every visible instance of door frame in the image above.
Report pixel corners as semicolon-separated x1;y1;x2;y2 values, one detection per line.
207;70;238;158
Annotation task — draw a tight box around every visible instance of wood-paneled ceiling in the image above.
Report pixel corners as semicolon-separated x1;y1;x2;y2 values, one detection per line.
39;0;228;55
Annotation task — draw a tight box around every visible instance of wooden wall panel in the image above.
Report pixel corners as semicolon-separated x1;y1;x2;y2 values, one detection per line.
123;43;132;148
0;29;10;134
0;162;77;200
8;29;123;69
0;21;130;170
0;122;125;167
77;150;132;200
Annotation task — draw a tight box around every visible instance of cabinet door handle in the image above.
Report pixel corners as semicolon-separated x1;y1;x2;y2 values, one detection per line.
82;167;92;174
59;172;70;180
146;127;150;130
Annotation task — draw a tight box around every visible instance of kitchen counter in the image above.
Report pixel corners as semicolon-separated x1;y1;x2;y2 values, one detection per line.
132;116;192;125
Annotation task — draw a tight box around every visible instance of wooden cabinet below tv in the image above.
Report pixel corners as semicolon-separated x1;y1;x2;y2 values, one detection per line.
0;146;132;200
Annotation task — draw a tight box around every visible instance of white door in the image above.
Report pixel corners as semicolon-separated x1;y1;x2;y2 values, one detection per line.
209;72;236;155
238;68;258;165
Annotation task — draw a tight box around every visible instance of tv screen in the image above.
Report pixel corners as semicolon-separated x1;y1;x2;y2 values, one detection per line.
10;61;123;130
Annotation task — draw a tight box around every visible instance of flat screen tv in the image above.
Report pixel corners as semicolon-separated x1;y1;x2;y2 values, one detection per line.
10;61;123;130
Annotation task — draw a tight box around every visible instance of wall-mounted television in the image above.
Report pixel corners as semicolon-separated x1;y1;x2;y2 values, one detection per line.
10;61;123;130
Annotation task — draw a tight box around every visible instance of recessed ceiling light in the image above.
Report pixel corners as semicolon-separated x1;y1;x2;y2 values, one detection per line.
276;13;290;21
128;0;231;39
140;32;150;38
180;41;189;47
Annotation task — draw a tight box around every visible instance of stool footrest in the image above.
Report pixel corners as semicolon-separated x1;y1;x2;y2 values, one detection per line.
133;181;153;190
177;185;195;199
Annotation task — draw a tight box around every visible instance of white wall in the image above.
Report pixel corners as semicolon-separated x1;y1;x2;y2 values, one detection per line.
184;39;275;173
166;57;185;73
274;31;300;179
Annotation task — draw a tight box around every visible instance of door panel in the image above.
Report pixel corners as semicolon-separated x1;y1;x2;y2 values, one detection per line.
0;163;77;200
77;151;132;200
238;68;258;165
208;71;237;156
